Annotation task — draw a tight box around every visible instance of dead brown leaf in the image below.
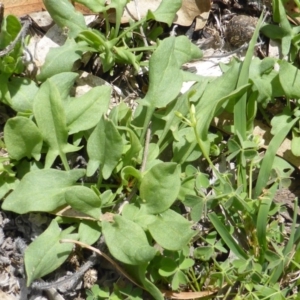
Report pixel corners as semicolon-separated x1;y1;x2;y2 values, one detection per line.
1;0;45;16
1;0;91;16
2;0;210;29
174;0;211;30
52;205;115;222
162;288;219;299
284;0;300;24
119;0;210;29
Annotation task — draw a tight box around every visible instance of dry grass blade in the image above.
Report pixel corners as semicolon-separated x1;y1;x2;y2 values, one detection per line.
59;239;145;290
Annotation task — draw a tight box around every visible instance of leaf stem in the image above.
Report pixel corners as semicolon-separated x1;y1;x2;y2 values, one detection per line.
140;122;151;172
126;46;156;52
117;18;146;40
60;154;70;171
60;239;145;290
96;167;103;189
103;10;110;38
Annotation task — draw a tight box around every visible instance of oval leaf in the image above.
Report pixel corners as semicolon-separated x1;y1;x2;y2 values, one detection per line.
4;117;43;160
148;209;195;251
33;76;81;168
43;0;87;38
78;220;101;245
2;169;85;214
7;77;38;112
140;162;180;214
66;85;111;134
64;186;101;220
25;220;77;285
87;116;123;179
102;215;157;265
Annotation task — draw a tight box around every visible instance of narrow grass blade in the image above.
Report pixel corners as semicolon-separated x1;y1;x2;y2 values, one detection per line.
270;197;299;283
234;13;264;140
256;183;278;262
208;212;248;259
254;117;299;198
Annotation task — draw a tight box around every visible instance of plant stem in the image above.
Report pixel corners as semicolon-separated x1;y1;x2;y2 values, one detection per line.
61;154;70;171
117;18;146;40
140;123;151;172
133;0;149;47
127;46;156;52
97;168;103;189
103;11;110;38
193;126;220;179
248;160;254;199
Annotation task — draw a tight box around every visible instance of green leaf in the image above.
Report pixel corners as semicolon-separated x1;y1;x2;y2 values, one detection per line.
279;60;300;98
178;177;197;201
292;128;300;156
172;127;201;163
208;212;247;260
33;76;81;168
143;36;202;109
126;264;164;300
87;116;123;179
64;186;101;220
0;174;18;200
140;162;180;214
0;15;21;48
117;126;142;167
140;143;160;170
260;24;288;40
43;0;87;38
273;0;293;56
66;85;111;134
102;215;157;265
254;116;300;197
148;209;195;250
37;40;90;81
1;169;85;214
158;80;208;147
270;196;299;283
249;57;277;105
194;247;214;261
78;220;101;245
191;201;204;223
137;35;202;139
106;0;129;38
122;203;140;220
114;47;140;71
171;270;188;290
196;62;250;142
256;183;278;261
147;0;182;27
46;72;78;101
25;220;77;285
158;257;177;276
122;205;157;230
4;117;43;160
179;258;194;270
0;74;12;106
270;110;291;136
0;56;18;76
7;77;38;112
120;166;142;186
234;13;264;141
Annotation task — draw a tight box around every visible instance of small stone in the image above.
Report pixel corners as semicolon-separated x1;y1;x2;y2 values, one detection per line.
225;15;258;48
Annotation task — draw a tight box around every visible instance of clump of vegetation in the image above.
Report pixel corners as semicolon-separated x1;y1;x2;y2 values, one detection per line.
1;0;300;299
